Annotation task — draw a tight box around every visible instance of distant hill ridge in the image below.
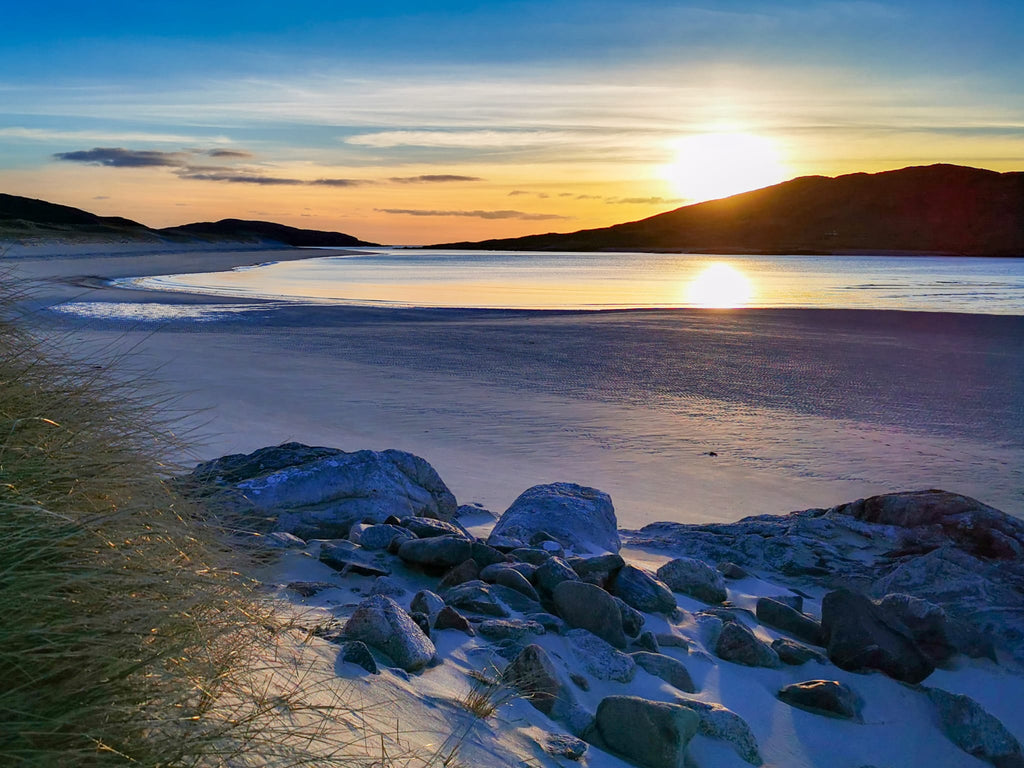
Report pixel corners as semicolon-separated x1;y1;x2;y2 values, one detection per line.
434;164;1024;256
0;193;376;247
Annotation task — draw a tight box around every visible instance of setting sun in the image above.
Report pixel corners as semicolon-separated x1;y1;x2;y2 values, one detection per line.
662;132;789;203
686;262;753;308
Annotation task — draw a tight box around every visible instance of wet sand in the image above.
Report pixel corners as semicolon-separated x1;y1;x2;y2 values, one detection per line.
8;246;1023;525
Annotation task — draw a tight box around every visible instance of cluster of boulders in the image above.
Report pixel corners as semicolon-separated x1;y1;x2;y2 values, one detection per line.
186;444;1024;768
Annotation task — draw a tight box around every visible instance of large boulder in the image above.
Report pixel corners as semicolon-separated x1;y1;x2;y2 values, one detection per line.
595;696;699;768
442;580;510;617
185;443;457;539
342;595;436;672
925;687;1024;767
611;565;677;614
567;629;636;682
875;593;956;665
755;597;823;646
396;535;473;569
503;643;589;734
630;652;696;693
319;540;390;576
490;483;620;555
715;621;780;668
656;557;727;604
674;700;763;766
534;557;581;596
777;680;864;722
821;588;933;683
553;581;627;649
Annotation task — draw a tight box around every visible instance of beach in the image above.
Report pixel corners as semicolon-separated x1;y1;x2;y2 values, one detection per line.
9;244;1023;525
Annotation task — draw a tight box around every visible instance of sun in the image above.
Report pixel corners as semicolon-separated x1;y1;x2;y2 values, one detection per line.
686;263;753;308
661;131;789;203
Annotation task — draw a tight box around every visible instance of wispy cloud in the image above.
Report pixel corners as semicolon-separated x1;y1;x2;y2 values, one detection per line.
346;130;572;148
206;148;252;158
53;147;187;167
608;196;684;205
0;127;233;144
175;170;304;185
376;208;569;221
309;178;376;187
389;174;483;183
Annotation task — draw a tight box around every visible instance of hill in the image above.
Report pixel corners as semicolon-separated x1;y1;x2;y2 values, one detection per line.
433;164;1024;256
0;193;375;247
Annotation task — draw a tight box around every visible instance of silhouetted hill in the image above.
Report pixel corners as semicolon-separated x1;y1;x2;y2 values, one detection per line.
434;165;1024;256
160;219;376;247
0;193;375;247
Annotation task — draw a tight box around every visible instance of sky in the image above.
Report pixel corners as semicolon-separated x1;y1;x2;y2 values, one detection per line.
1;1;1022;244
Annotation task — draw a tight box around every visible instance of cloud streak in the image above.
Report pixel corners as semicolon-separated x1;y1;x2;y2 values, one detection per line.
53;147;186;167
376;208;569;221
389;174;483;183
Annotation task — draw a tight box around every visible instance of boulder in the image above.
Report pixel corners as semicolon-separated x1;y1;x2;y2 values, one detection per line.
398;515;469;539
656;557;728;604
614;596;645;638
509;547;554;565
434;606;474;634
480;566;541;602
319;540;390;576
876;593;956;665
503;644;593;737
674;699;763;766
342;595;436;672
772;638;827;666
369;576;406;597
567;629;636;682
409;589;445;622
478;619;545;642
442;580;510;617
337;640;378;675
595;696;699;768
490;584;543;614
630;652;696;693
527;612;567;634
359;524;414;551
925;687;1024;767
491;483;620;555
755;597;823;646
469;541;509;568
717;561;751;580
568;553;625;586
186;443;457;539
777;680;864;722
611;565;677;614
397;535;473;569
715;621;780;668
820;588;933;683
535;557;580;596
437;558;480;590
553;581;627;649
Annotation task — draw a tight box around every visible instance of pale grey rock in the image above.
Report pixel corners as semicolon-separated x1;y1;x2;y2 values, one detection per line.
567;629;636;682
397;535;473;568
595;696;698;768
342;595;436;672
630;651;696;693
188;443;457;539
657;557;728;604
491;482;620;555
715;621;781;668
674;699;763;766
319;540;390;576
542;733;587;760
611;565;677;614
370;576;406;597
554;581;627;649
778;680;864;722
925;687;1024;767
755;597;823;646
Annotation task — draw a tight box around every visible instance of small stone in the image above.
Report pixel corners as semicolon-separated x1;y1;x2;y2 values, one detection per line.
399;515;470;539
338;640;378;675
286;581;335;597
631;630;660;653
409;589;445;622
543;733;587;761
717;561;750;579
369;576;406;597
434;606;474;634
442;580;510;617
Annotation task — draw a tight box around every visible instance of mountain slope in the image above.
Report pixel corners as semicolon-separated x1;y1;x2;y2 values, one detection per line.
159;219;376;247
434;164;1024;256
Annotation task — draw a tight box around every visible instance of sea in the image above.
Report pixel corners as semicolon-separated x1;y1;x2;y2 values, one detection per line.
114;249;1024;315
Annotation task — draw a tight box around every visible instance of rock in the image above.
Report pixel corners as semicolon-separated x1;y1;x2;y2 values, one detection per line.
478;562;515;581
674;699;763;766
442;580;510;617
509;547;554;565
187;443;457;539
925;687;1024;767
490;584;543;614
553;581;627;649
342;595;436;672
503;643;569;716
876;593;956;665
478;619;545;642
399;515;469;539
534;556;580;596
755;597;823;646
370;576;406;597
409;589;446;622
772;637;827;665
611;565;677;614
469;541;509;568
437;558;480;590
656;633;691;650
527;612;567;634
717;561;750;580
631;652;696;693
481;566;541;602
543;733;587;761
359;524;414;551
821;588;933;683
319;540;390;576
397;535;473;569
566;629;636;682
491;482;620;555
595;696;699;768
485;533;525;552
263;531;307;549
766;593;804;612
614;596;645;638
715;621;780;668
286;581;335;597
539;539;566;558
632;630;660;653
657;557;728;604
568;553;625;586
778;680;864;722
408;610;430;637
434;606;474;634
337;640;379;675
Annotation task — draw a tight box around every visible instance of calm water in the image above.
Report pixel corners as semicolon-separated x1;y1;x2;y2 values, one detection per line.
121;249;1024;315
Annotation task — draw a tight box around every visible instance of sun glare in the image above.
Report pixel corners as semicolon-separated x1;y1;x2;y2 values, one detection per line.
662;132;788;203
686;263;753;308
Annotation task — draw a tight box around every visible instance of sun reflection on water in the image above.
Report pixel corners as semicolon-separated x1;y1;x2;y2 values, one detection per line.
686;262;753;308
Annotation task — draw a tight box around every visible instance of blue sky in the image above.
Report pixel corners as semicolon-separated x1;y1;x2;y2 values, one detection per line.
2;1;1022;243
